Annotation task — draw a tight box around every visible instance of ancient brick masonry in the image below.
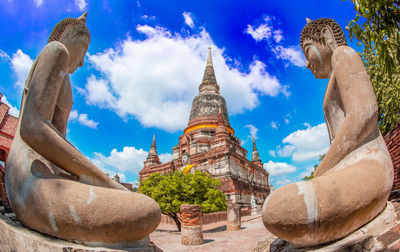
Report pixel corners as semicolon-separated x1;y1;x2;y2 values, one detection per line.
227;202;241;231
384;123;400;192
180;204;203;245
139;48;270;207
0;94;18;210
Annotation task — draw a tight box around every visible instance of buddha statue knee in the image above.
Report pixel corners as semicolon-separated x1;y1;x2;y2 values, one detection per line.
5;13;161;246
261;18;393;247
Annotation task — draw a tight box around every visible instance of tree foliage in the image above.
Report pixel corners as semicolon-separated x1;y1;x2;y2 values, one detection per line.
362;45;400;134
345;0;400;134
346;0;400;76
302;154;325;181
139;170;226;231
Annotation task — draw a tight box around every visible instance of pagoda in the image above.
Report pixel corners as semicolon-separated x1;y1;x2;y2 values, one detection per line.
139;48;270;207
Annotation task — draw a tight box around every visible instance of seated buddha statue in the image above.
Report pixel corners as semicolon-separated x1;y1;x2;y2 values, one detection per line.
5;13;161;247
262;18;394;246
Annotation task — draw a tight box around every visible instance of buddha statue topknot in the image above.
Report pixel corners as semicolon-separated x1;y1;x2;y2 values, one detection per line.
262;18;394;246
5;13;161;247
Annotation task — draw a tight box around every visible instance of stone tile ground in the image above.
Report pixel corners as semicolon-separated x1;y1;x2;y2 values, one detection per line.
150;214;275;252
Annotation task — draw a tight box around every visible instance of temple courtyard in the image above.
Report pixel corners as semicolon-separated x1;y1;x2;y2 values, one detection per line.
151;214;275;251
150;199;400;251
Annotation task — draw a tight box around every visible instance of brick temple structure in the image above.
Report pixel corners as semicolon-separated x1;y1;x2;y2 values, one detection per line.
139;48;270;207
0;94;18;209
385;123;400;197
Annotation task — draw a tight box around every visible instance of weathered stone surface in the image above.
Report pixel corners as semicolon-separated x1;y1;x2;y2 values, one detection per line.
181;204;203;245
262;18;394;247
0;210;161;252
258;201;397;252
227;202;241;231
5;13;161;247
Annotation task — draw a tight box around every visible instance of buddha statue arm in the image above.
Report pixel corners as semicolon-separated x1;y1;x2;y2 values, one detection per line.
315;46;378;176
20;42;128;191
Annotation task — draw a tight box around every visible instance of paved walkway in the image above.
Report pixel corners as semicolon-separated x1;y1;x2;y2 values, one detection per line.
150;214;276;252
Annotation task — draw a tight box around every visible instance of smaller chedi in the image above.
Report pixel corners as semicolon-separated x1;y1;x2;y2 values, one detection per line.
5;13;161;247
262;18;394;246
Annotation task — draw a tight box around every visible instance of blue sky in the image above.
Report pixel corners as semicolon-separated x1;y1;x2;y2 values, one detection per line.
0;0;360;188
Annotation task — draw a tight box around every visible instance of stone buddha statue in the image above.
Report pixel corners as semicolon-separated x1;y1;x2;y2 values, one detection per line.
262;18;394;247
5;13;161;247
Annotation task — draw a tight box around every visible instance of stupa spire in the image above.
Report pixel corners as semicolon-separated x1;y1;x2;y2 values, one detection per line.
252;137;261;163
144;133;160;167
199;47;219;94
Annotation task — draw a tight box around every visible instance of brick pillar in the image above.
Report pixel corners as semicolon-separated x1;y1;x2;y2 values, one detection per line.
180;204;203;245
227;202;241;231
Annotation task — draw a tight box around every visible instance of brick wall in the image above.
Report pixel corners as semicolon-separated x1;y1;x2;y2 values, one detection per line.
384;123;400;192
160;207;252;225
0;163;10;210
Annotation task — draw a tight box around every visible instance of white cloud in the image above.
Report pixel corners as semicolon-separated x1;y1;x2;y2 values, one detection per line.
270;121;278;129
284;113;291;124
277;145;295;157
69;110;99;129
246;15;305;68
33;0;43;7
160;153;172;163
84;24;287;132
183;12;195;28
91;146;171;180
141;15;156;21
74;0;87;11
0;49;10;61
303;122;311;128
273;30;283;43
10;50;33;89
245;17;274;42
245;124;258;139
279;123;329;162
275;178;291;186
268;150;276;158
273;46;305;67
264;161;296;176
1;95;19;117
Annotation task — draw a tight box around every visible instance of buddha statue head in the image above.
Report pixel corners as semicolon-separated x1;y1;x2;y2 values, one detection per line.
300;18;347;79
48;13;90;74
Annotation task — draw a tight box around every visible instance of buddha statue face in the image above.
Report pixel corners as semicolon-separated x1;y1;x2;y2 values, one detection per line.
300;18;347;79
302;36;333;79
59;25;90;74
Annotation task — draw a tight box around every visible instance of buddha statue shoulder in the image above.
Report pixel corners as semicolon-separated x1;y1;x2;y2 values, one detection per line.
261;18;394;246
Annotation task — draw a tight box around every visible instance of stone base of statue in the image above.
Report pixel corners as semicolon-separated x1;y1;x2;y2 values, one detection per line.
0;206;161;252
254;201;398;252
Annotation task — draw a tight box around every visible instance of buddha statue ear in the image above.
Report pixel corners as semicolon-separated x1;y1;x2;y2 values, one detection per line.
321;26;337;50
78;12;87;24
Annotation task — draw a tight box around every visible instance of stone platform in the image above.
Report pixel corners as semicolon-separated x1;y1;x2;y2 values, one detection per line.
255;201;400;252
0;203;161;252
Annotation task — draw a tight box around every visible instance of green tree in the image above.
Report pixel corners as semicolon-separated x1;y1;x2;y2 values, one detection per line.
139;170;226;231
302;154;326;181
345;0;400;134
362;45;400;134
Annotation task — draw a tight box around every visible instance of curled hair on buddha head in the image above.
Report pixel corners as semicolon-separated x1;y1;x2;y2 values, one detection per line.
48;12;90;44
300;18;347;49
